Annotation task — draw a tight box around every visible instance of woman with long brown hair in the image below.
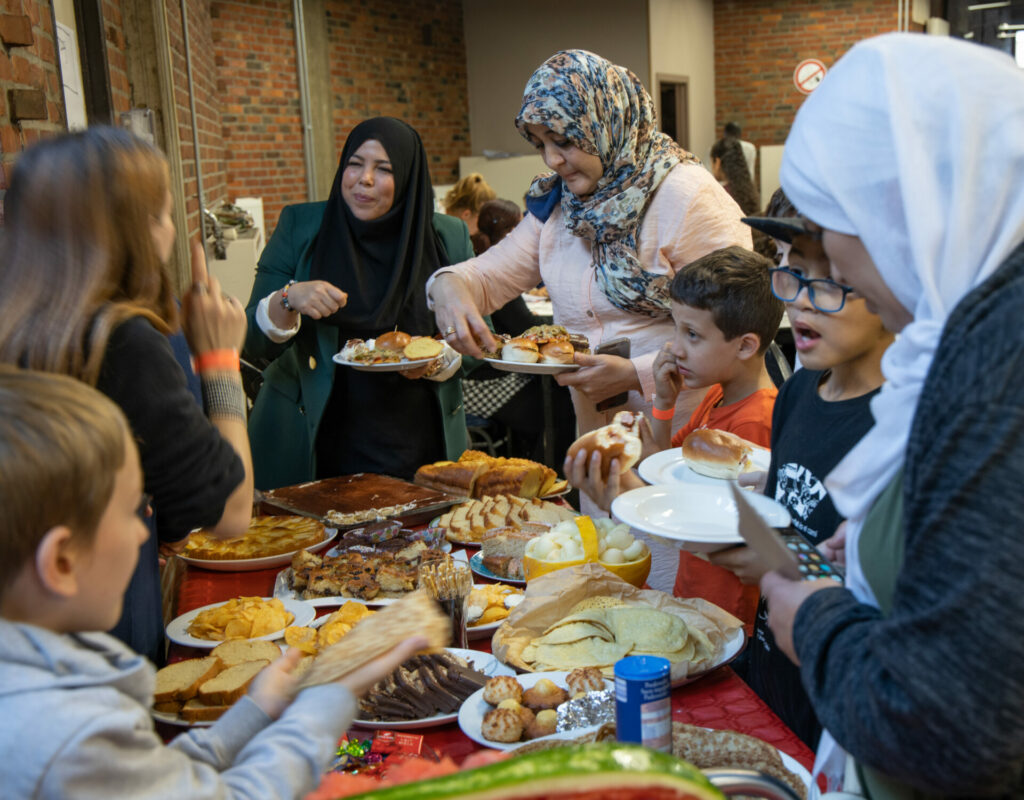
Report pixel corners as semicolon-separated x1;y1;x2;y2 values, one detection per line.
0;126;253;664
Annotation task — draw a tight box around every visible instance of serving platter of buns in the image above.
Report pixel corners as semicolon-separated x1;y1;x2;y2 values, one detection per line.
483;324;588;374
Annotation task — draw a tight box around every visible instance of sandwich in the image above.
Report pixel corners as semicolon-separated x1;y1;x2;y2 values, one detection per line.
502;338;540;363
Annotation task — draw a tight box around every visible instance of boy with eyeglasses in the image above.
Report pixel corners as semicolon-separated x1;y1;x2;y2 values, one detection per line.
709;194;894;747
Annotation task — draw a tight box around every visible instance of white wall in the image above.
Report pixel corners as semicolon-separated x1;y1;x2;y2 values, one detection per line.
647;0;717;164
462;0;650;157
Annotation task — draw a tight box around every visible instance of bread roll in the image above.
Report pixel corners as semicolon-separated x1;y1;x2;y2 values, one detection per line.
680;428;753;479
376;330;411;351
403;336;444;359
539;340;574;365
502;338;540;363
566;411;644;478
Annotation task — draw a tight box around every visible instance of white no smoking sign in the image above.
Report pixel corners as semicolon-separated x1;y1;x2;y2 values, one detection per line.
793;59;827;95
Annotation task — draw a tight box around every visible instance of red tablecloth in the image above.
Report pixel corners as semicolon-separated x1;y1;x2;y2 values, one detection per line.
169;562;816;774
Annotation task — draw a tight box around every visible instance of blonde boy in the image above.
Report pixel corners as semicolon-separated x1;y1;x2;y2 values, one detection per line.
0;367;421;799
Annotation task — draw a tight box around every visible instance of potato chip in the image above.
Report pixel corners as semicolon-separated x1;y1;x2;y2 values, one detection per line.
284;626;319;655
187;596;295;641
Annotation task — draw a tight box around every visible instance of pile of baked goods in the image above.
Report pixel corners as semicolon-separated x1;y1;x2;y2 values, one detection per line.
183;515;328;561
338;330;444;364
153;640;282;723
519;596;716;676
680;428;764;479
287;546;450;601
358;652;490;722
480;524;548;580
415;450;567;500
435;494;578;544
478;668;608;744
491;324;589;365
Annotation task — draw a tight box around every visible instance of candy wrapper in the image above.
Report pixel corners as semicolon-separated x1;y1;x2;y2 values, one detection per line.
556;689;615;733
326;732;428;776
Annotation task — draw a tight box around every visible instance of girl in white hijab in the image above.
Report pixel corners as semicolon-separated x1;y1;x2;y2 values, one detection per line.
761;33;1024;798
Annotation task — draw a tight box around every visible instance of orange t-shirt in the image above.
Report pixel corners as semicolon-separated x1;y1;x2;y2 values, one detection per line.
669;384;777;630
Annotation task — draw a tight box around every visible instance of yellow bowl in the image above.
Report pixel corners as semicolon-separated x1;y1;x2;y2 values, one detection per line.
522;516;652;588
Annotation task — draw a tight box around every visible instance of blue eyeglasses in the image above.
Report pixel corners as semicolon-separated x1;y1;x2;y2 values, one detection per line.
769;267;856;313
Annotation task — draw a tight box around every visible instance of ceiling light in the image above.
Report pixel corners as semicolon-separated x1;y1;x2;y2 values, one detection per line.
967;1;1010;10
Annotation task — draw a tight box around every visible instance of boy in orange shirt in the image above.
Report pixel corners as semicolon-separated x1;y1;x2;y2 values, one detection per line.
567;245;783;620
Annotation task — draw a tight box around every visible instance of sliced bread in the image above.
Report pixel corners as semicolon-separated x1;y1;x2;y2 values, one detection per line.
152;700;183;714
180;698;230;723
153;656;223;704
197;660;270;706
210;639;282;667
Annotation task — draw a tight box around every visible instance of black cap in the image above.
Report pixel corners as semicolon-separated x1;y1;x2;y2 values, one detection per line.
741;215;815;244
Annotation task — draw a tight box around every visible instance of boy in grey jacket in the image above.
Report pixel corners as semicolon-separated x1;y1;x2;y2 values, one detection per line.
0;367;423;799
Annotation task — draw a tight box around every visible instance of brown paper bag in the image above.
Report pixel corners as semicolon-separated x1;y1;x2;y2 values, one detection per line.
491;562;742;684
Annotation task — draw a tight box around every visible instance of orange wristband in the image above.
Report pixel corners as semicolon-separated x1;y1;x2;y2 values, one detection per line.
650;404;674;421
195;348;240;373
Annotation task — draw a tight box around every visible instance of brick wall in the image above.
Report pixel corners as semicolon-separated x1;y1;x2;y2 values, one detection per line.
0;0;65;220
210;0;306;237
165;0;226;242
713;0;899;149
102;0;129;114
326;0;469;188
210;0;471;236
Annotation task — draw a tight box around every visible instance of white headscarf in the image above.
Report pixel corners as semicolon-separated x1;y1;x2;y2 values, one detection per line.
782;33;1024;605
781;34;1024;792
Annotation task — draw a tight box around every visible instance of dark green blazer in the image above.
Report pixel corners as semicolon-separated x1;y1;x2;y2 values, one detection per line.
243;202;473;490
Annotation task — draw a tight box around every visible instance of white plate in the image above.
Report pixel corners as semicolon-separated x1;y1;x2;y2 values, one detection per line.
353;647;515;730
271;568;419;607
483;357;579;375
458;670;614;750
176;529;337;573
638;448;771;487
151;709;214;729
779;752;813;798
674;626;745;687
469;552;526;586
166;597;315;649
611;484;791;553
331;353;434;372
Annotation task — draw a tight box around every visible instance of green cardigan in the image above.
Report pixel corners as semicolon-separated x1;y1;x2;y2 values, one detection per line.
243;202;473;491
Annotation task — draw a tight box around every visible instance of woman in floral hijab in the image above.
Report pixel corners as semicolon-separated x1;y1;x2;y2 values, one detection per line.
428;50;749;591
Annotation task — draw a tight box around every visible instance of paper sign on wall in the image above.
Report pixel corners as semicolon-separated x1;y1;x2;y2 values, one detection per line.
793;59;827;95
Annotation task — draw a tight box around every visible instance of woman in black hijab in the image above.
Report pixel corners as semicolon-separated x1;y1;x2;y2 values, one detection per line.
243;117;475;488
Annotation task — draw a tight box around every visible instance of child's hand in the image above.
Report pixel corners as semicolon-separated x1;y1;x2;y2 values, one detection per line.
652;343;681;407
636;414;661;462
819;522;847;566
708;545;766;585
737;469;768;494
564;449;645;511
249;648;305;720
334;636;429;696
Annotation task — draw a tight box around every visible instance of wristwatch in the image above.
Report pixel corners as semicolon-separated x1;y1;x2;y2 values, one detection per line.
280;280;298;312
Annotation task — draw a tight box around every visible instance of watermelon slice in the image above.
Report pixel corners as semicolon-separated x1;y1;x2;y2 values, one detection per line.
338;744;725;800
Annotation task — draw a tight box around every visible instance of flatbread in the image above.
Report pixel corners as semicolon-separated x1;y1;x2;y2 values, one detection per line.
297;590;449;691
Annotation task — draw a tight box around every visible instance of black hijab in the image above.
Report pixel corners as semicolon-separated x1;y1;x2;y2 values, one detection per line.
308;117;445;335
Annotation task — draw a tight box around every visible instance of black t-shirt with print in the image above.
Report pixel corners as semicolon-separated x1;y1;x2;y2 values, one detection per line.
738;368;879;748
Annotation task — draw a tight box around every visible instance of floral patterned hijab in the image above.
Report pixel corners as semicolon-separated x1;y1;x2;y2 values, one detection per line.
515;49;700;316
